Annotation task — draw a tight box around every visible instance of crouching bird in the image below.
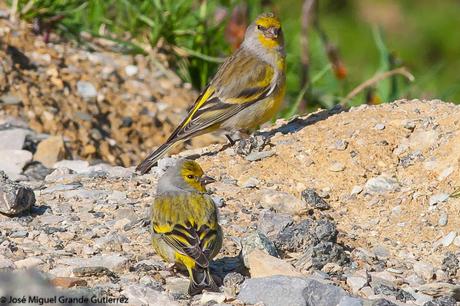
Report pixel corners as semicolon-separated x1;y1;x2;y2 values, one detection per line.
136;12;286;174
151;159;222;295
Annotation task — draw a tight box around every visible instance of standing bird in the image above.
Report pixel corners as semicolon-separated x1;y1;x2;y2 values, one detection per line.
137;12;286;174
151;159;223;295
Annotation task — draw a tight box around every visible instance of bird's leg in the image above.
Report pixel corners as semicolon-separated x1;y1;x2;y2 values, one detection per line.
225;134;236;146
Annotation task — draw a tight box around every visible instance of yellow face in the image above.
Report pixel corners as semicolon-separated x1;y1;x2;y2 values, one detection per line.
255;13;283;49
180;160;214;192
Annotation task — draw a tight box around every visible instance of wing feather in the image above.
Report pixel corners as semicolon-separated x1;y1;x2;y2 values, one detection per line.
166;48;276;141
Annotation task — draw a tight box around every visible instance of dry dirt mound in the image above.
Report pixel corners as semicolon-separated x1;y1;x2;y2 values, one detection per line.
198;99;460;266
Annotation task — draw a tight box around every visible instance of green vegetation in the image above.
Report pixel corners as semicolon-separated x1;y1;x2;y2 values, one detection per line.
8;0;460;116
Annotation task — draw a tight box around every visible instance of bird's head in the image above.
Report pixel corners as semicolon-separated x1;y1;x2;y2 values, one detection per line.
244;12;283;50
157;159;215;193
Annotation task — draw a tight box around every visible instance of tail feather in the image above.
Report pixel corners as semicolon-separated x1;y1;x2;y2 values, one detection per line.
136;141;176;174
188;267;219;296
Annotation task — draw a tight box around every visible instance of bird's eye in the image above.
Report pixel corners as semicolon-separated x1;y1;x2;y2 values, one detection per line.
187;175;194;179
257;25;263;31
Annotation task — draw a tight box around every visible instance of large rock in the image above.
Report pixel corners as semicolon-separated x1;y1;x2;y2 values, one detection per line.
122;284;178;306
34;136;65;168
247;250;302;278
241;231;279;267
238;275;363;306
0;171;35;216
0;128;28;150
0;149;32;176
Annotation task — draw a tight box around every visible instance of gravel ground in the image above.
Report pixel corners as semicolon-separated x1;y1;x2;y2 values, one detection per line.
1;99;460;306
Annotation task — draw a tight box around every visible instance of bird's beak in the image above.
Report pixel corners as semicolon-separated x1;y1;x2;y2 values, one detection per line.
267;28;279;39
200;176;216;185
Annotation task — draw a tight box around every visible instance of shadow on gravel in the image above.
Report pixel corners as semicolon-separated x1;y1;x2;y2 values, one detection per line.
261;104;347;138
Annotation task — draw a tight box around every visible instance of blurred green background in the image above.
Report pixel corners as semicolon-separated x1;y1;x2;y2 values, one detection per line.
9;0;460;115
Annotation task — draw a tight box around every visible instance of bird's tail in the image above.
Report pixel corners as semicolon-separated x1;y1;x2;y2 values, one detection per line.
136;141;177;174
188;266;219;296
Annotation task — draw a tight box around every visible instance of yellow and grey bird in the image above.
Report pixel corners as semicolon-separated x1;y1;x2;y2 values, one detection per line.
151;159;223;295
137;12;286;174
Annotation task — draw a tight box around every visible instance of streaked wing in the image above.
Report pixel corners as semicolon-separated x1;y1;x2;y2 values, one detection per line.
166;48;276;141
152;194;220;268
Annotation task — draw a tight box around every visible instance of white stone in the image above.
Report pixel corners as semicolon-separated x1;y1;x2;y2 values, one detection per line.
76;81;97;99
14;257;44;269
0;149;32;176
413;261;434;280
351;186;363;195
0;129;28;150
53;160;90;173
429;193;449;206
200;292;226;304
364;175;399;194
124;65;139;77
346;276;367;293
122;284;178;306
439;231;457;247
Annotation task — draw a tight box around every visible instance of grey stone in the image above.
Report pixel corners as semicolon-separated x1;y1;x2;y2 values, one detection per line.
375;123;386;130
301;189;331;210
239;276;309;306
165;277;189;298
331;139;349;151
122;284;178;306
418;282;460;301
124;65;139;76
438;212;448;226
0;94;21;105
351;185;363;195
0;257;15;271
245;150;275;161
211;194;225;208
241;231;278;267
53;160;90;173
58;254;129;272
329;162;345;172
45;168;75;182
308;241;349;270
0;129;28;150
423;296;457;306
0;149;32;176
0;171;36;216
347;276;367;293
223;272;245;299
76;81;97;99
41;183;83;194
371;299;398;306
235;135;270;156
258;189;304;214
441;252;459;277
257;209;292;238
240;176;259;188
413;261;435;282
434;231;457;247
133;259;165;272
372;245;390;260
315;219;338;241
275;219;315;254
364;175;399;194
429;193;449;206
